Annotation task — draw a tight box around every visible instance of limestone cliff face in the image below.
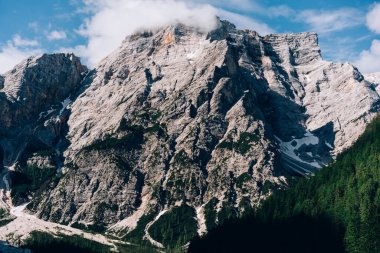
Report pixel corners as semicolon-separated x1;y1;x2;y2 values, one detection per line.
28;22;286;230
260;32;379;173
1;20;379;245
0;53;86;167
365;72;380;93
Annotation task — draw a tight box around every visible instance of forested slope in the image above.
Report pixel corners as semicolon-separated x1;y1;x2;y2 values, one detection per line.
189;116;380;253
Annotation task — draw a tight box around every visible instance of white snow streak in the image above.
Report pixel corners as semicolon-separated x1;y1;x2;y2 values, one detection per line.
276;131;321;168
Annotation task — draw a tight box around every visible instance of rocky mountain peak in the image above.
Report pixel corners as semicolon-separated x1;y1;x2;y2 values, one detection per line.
0;19;380;250
122;18;239;51
0;75;4;89
2;53;85;103
365;72;380;93
264;32;321;66
206;19;239;41
0;53;86;165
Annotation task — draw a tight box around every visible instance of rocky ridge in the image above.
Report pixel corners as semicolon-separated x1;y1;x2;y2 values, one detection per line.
365;72;380;93
0;20;379;248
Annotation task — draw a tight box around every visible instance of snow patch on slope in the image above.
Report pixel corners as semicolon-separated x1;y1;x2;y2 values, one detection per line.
59;97;72;115
275;131;321;168
364;72;380;93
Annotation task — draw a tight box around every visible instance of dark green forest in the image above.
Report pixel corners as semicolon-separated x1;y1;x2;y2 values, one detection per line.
22;231;111;253
18;117;380;253
189;116;380;253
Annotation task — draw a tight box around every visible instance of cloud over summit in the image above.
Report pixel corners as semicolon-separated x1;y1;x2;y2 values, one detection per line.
68;0;272;67
70;0;219;66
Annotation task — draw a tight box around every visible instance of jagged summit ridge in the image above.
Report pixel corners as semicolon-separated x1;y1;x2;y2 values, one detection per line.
365;72;380;93
264;32;321;66
25;20;380;229
0;19;379;249
0;53;86;166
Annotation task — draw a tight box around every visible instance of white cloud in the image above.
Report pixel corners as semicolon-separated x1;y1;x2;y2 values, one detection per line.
28;22;40;33
71;0;274;67
193;0;263;13
47;30;67;41
354;4;380;74
298;8;363;34
0;45;42;74
72;0;219;66
321;37;358;63
217;9;275;35
12;35;39;47
355;40;380;74
366;3;380;34
267;5;295;18
0;35;42;74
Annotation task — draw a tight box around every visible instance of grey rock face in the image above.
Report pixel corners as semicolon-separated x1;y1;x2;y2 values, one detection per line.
29;23;285;229
0;75;4;89
0;53;86;166
1;53;85;127
260;32;380;173
365;72;380;93
1;20;379;243
25;20;380;235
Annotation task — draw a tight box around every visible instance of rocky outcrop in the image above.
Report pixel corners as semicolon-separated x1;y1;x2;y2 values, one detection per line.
0;53;86;170
0;20;379;247
0;75;4;89
261;32;380;172
365;72;380;93
23;20;380;239
29;23;285;230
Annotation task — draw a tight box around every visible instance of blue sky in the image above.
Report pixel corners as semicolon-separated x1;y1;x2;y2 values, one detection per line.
0;0;379;73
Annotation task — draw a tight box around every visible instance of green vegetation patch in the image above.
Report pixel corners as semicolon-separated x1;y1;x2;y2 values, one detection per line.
22;231;112;253
82;125;144;152
10;165;56;204
218;131;259;154
189;115;380;253
123;211;158;243
217;201;238;225
148;204;198;249
117;243;160;253
235;173;252;188
0;217;15;227
0;209;15;227
173;149;193;167
238;196;253;215
138;110;162;122
93;202;118;233
257;180;274;195
204;198;219;231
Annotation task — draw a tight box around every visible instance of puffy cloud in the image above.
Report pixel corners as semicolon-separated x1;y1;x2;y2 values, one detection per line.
354;4;380;74
217;9;275;35
0;36;42;74
366;3;380;34
355;40;380;74
298;8;363;34
72;0;219;66
28;22;40;33
71;0;273;67
193;0;263;13
12;35;39;47
267;5;296;18
47;30;67;41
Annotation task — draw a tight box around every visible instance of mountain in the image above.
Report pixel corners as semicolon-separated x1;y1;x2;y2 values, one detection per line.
188;115;380;253
0;53;85;164
364;72;380;93
0;19;379;251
